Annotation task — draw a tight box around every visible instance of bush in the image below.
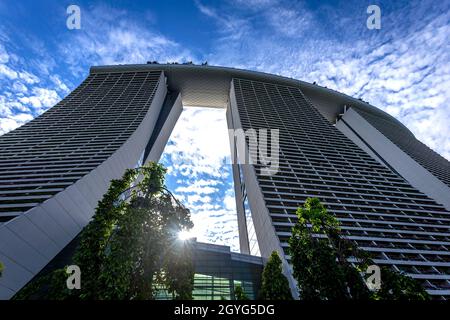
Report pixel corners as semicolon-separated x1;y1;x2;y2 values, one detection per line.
260;251;293;300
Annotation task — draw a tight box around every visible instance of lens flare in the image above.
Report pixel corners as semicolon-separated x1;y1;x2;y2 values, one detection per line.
178;230;194;240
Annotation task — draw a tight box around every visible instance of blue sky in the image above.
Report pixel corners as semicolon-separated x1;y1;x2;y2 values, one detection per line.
0;0;449;252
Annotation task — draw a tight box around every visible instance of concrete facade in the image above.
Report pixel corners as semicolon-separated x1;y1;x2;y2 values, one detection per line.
0;71;168;299
337;108;450;211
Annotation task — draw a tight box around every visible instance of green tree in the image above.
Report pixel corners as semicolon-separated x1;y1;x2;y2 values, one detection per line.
163;235;195;300
375;267;429;300
13;266;76;300
14;162;195;300
0;261;3;278
234;284;249;300
260;251;293;300
289;197;429;300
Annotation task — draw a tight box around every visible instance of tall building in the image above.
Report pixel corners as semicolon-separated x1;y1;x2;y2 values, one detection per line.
0;64;449;299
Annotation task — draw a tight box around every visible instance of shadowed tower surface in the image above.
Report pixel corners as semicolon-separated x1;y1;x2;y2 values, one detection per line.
1;64;450;299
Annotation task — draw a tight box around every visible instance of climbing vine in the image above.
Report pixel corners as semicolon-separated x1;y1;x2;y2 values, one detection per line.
14;162;194;300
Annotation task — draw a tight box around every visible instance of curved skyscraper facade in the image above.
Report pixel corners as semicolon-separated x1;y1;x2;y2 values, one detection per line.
1;64;450;299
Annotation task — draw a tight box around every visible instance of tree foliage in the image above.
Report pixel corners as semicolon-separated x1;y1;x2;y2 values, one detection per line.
374;266;430;300
289;197;429;300
13;268;72;300
260;251;293;300
234;284;249;300
14;162;194;300
0;261;3;278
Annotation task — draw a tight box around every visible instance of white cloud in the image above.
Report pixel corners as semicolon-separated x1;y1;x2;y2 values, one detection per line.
18;87;60;112
232;0;277;8
0;44;9;63
12;81;28;93
266;6;314;37
175;185;219;195
0;118;19;134
0;64;18;79
0;113;33;135
18;71;39;84
163;107;232;178
188;207;239;250
59;5;195;76
224;194;236;211
195;1;251;41
162;107;240;251
11;113;33;122
50;75;70;94
0;40;66;135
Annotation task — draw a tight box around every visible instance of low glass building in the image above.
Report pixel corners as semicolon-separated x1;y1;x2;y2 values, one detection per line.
192;242;263;300
156;241;263;300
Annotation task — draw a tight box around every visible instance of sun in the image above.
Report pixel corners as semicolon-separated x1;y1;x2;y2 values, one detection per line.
178;229;195;241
